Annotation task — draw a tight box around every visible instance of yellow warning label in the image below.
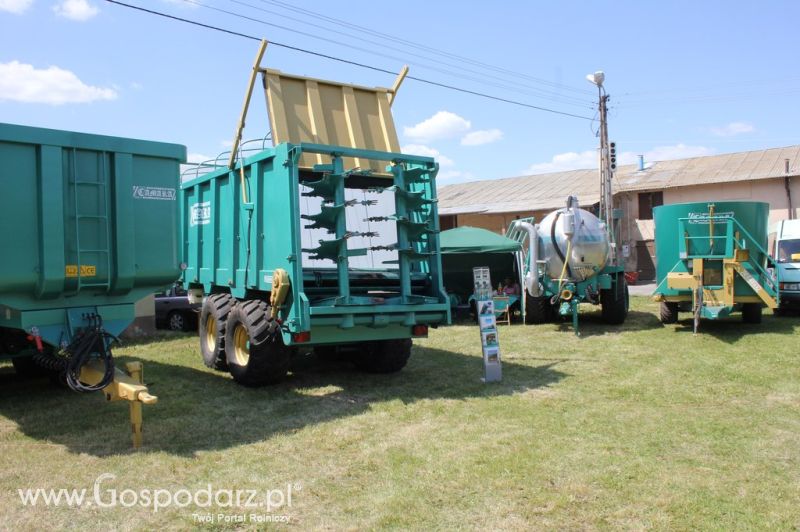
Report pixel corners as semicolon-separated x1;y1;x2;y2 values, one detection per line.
65;265;97;277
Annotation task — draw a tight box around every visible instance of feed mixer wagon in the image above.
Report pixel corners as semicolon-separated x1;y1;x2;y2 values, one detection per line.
181;55;450;386
652;201;780;332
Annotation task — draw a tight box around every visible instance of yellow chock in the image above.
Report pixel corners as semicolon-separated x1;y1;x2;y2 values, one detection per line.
79;359;158;449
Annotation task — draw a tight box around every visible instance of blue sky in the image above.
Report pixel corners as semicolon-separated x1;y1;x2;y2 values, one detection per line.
2;0;799;184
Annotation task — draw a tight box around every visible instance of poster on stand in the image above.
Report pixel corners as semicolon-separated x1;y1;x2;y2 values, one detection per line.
473;267;502;383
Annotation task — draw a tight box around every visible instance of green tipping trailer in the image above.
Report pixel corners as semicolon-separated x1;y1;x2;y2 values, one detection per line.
652;201;780;332
0;123;185;446
181;142;450;386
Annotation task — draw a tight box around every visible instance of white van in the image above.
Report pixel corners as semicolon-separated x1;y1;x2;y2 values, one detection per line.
769;219;800;314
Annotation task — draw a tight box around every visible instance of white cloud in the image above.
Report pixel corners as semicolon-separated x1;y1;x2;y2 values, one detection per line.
0;61;117;104
710;121;755;137
401;143;468;182
53;0;98;20
523;144;715;175
524;149;598;174
437;169;475;183
187;153;212;164
461;128;503;146
403;111;471;143
0;0;32;14
634;143;714;163
401;144;454;167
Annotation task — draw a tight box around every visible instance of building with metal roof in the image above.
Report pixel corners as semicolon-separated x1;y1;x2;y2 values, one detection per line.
437;145;800;280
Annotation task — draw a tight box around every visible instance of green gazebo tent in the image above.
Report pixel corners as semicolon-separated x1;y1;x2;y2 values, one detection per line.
439;226;522;254
439;226;523;310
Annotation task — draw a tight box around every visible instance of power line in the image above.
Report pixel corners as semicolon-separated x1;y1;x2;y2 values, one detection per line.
256;0;595;97
220;0;593;107
103;0;594;121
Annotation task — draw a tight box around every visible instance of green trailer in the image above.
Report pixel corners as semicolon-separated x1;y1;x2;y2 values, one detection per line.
181;143;450;386
652;201;780;331
0;122;185;351
0;123;185;445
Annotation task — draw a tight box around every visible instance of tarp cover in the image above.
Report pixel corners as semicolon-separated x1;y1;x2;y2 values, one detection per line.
440;226;521;254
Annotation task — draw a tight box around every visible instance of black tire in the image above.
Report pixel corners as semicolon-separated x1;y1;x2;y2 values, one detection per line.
167;310;187;332
660;302;679;324
525;294;553;324
742;303;762;324
314;345;342;362
199;293;234;370
11;355;48;379
225;300;290;386
601;275;629;325
351;338;412;373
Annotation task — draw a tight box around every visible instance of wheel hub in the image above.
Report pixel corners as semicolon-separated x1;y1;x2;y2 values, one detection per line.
206;315;217;351
233;324;250;366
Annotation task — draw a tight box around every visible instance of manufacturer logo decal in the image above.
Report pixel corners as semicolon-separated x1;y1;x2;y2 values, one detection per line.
190;202;211;226
132;186;176;201
687;211;734;224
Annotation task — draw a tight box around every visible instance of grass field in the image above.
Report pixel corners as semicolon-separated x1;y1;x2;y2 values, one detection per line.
1;296;799;530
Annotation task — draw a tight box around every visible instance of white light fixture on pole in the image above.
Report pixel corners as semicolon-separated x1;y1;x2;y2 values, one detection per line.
586;71;605;88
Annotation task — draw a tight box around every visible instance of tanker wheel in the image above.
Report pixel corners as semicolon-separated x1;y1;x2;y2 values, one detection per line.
199;293;234;371
525;294;554;324
601;275;629;325
225;300;289;386
351;338;412;373
659;302;679;324
742;303;762;324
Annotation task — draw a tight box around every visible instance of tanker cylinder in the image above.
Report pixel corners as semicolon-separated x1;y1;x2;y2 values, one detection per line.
538;197;611;283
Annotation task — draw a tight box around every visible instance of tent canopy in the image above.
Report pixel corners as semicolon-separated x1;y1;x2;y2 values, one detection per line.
439;226;521;254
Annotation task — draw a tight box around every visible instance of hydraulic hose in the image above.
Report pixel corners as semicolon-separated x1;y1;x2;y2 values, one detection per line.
63;317;117;393
550;211;573;279
557;239;573;294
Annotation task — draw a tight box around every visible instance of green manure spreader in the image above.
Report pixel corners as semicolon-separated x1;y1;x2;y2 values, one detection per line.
180;58;451;387
181;142;450;386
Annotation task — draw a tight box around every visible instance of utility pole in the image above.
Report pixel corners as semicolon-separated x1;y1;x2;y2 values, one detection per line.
586;70;618;266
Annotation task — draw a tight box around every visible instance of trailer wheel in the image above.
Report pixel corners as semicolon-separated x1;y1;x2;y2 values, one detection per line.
659;302;679;324
601;275;629;325
199;293;234;371
525;294;554;324
742;303;762;324
352;338;412;373
225;300;289;386
11;355;48;379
